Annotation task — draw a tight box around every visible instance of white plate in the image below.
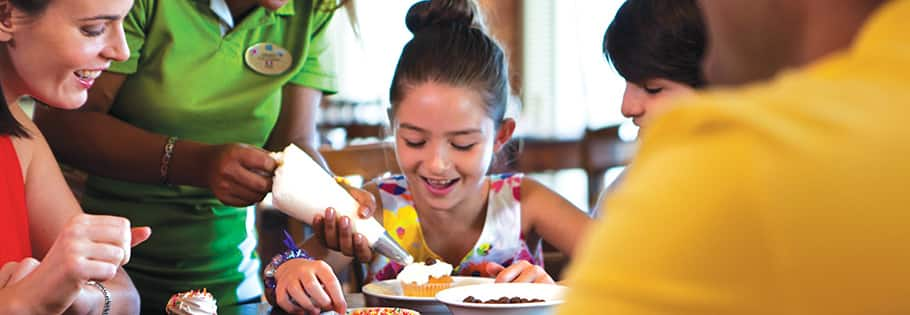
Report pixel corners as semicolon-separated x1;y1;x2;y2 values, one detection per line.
435;283;567;315
362;276;494;314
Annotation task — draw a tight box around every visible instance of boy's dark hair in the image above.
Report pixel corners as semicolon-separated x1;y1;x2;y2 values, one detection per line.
390;0;510;126
604;0;707;88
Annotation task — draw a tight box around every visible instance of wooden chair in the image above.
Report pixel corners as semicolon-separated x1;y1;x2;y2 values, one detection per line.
319;122;389;140
579;125;636;209
320;142;399;179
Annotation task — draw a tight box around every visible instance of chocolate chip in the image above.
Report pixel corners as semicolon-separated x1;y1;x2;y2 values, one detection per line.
462;296;546;304
424;258;437;265
465;296;486;303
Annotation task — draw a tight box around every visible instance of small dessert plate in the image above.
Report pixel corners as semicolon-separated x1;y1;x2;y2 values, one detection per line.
362;276;493;313
435;283;567;315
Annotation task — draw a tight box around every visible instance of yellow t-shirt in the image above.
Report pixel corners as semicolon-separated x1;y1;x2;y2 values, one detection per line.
559;1;910;314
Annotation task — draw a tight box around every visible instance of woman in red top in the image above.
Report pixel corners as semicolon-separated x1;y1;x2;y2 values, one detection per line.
0;124;30;262
0;0;150;313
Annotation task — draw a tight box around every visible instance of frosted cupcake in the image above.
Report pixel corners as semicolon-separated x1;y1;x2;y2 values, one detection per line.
165;289;217;315
397;258;454;297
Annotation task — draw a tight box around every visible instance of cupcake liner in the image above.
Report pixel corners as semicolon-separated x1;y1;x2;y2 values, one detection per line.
400;281;453;297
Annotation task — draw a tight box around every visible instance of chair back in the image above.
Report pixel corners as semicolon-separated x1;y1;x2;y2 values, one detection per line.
321;142;400;181
580;125;636;208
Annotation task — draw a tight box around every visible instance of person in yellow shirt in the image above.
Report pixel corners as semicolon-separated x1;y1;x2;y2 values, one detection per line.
559;0;910;314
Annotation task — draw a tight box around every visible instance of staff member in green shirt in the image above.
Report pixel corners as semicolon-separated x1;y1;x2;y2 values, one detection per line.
34;0;366;312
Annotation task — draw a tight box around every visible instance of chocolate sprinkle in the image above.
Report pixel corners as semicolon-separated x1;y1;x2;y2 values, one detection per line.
462;296;545;304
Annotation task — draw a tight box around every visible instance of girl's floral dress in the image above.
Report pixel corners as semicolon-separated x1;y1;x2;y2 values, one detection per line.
368;173;543;282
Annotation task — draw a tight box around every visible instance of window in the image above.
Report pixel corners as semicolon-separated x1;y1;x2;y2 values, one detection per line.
520;0;628;138
521;0;630;212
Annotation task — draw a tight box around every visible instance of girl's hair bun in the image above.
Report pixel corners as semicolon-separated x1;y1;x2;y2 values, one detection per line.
405;0;484;34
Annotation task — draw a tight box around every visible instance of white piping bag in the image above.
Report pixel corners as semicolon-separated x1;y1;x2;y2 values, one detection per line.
270;144;414;265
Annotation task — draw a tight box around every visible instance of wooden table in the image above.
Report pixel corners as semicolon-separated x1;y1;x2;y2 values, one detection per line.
221;293;365;315
221;292;458;315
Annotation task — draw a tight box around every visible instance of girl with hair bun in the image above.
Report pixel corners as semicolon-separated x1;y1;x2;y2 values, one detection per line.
272;0;592;313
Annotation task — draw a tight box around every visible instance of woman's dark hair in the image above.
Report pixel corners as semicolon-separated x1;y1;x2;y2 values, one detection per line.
0;86;29;138
604;0;706;88
8;0;52;16
0;0;47;137
390;0;509;126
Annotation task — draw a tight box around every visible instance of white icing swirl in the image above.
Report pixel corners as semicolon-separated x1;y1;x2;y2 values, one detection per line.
166;290;218;315
397;261;453;285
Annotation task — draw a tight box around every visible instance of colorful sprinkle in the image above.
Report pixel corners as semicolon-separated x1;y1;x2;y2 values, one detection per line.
347;307;419;315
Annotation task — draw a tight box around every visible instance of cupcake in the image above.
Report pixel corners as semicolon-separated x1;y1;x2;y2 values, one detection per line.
397;258;454;297
166;289;217;315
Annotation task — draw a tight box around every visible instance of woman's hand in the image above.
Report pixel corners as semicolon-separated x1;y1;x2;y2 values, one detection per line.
42;215;146;283
271;259;346;314
6;214;150;314
205;143;278;207
0;258;40;288
312;207;374;262
64;283;104;315
487;260;554;284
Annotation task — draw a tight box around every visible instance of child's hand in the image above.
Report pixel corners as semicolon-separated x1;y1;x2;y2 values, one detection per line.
487;260;555;284
273;259;346;314
312;208;374;262
344;185;377;219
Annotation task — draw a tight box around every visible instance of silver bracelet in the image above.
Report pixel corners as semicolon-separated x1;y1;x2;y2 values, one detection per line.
160;136;178;184
87;281;111;315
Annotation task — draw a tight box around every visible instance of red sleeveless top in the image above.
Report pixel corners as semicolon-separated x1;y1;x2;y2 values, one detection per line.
1;135;31;264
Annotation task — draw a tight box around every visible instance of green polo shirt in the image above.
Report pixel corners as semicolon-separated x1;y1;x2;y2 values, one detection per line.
80;0;337;311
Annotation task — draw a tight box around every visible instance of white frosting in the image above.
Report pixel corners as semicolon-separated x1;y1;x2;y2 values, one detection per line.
397;261;454;285
166;290;217;315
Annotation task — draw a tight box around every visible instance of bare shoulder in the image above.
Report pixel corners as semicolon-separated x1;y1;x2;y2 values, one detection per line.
519;176;547;193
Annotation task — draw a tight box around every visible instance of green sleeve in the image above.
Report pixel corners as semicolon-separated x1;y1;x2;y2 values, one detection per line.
109;0;154;74
289;8;338;94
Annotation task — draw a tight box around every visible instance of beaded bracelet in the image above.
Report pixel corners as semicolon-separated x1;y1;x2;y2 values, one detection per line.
264;230;313;290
